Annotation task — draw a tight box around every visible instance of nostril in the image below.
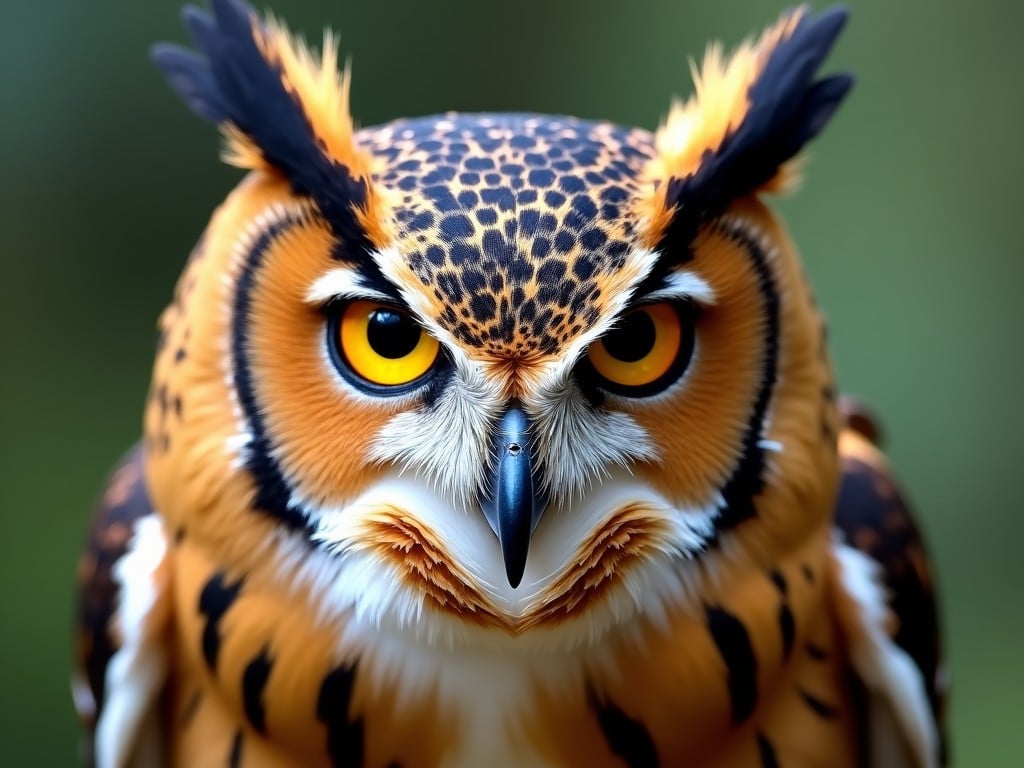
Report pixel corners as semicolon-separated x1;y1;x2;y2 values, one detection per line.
508;443;522;456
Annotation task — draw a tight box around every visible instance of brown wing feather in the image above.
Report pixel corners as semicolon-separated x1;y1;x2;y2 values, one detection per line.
72;443;154;743
834;400;950;764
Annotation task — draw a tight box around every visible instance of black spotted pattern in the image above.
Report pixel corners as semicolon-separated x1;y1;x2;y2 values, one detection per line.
74;444;153;728
242;647;273;734
317;663;364;768
805;641;829;662
359;114;655;357
756;732;780;768
229;730;243;768
179;689;203;727
834;453;948;763
198;572;243;672
770;570;796;661
798;687;839;719
706;605;758;725
587;685;659;768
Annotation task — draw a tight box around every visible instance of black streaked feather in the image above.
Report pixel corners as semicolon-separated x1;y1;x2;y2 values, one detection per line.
178;689;203;727
151;0;371;252
833;442;950;764
756;732;780;768
587;685;660;768
317;663;365;768
706;605;759;724
805;641;829;662
770;570;796;661
709;222;780;532
150;47;226;123
228;730;244;768
230;214;313;532
242;647;273;734
660;7;853;257
198;571;243;671
798;687;840;719
73;444;153;743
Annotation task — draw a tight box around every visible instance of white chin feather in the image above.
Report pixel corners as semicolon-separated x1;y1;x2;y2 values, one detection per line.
278;469;717;653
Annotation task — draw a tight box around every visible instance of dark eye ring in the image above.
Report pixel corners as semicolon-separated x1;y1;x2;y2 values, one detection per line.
326;300;442;394
580;302;696;397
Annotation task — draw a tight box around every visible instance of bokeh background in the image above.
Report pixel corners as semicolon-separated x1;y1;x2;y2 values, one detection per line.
2;0;1020;763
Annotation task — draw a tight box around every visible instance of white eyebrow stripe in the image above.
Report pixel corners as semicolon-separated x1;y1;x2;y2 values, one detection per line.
640;269;716;305
305;267;394;304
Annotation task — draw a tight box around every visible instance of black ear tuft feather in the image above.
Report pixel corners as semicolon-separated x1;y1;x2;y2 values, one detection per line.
151;0;371;251
663;7;853;252
151;44;228;124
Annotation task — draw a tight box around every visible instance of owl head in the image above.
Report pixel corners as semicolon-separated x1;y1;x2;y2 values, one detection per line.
145;0;851;648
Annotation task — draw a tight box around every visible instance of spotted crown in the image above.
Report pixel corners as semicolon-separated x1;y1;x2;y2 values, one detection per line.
362;115;655;358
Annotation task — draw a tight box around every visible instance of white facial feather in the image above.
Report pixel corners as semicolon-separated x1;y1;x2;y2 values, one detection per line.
641;269;717;305
525;377;658;506
367;355;505;507
304;266;396;305
280;469;718;651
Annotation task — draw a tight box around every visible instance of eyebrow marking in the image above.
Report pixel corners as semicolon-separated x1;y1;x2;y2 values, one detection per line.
637;269;716;305
306;267;397;305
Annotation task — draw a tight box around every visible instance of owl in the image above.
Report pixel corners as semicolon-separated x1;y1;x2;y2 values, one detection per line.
72;1;948;766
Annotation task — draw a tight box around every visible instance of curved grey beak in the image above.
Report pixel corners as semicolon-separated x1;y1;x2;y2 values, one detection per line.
479;403;545;588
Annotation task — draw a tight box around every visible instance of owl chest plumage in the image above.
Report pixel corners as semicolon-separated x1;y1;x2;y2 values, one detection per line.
160;528;863;768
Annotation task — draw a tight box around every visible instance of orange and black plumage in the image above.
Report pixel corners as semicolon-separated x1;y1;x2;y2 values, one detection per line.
72;1;947;765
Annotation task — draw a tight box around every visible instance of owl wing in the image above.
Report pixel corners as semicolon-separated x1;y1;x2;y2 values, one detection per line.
828;402;949;767
73;443;172;768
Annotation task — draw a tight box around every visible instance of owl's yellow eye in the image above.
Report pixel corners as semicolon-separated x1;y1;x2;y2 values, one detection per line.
586;303;695;395
330;301;440;390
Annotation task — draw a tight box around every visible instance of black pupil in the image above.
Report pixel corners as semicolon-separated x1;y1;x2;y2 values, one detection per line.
366;309;421;359
603;310;656;362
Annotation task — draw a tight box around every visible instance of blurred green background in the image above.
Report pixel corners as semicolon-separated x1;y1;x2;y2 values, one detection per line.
2;0;1020;763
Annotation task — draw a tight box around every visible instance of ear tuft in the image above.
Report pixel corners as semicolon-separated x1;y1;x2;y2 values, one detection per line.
638;6;853;250
151;0;387;250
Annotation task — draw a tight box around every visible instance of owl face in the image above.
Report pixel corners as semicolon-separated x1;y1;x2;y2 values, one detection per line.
146;0;849;648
